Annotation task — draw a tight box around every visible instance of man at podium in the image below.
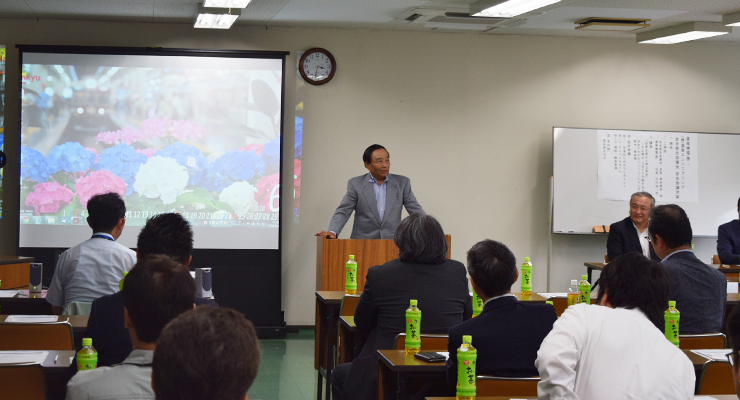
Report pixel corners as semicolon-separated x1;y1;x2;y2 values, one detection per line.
315;144;425;239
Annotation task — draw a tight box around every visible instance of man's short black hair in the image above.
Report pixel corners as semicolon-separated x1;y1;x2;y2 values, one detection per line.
596;252;669;328
726;304;740;372
153;307;260;400
649;204;692;248
87;193;126;233
362;144;388;164
136;213;193;265
737;196;740;211
394;214;447;265
122;254;195;343
467;239;517;298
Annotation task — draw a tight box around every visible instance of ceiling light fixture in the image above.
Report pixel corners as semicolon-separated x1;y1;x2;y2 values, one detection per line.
637;22;731;44
723;11;740;27
194;3;241;29
470;0;561;19
203;0;251;9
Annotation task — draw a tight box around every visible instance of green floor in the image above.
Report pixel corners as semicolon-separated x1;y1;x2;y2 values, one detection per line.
249;329;322;400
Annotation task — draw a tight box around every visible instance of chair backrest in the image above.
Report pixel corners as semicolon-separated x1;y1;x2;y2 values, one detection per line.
713;255;721;264
0;364;47;400
679;333;726;350
604;254;610;263
548;297;568;317
475;375;539;397
393;333;448;350
0;322;75;350
697;360;735;395
62;301;93;316
339;295;360;316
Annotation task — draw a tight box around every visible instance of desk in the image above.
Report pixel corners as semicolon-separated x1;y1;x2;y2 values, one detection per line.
315;291;347;400
41;350;77;400
0;255;34;289
0;289;52;315
426;398;738;400
0;314;87;334
377;350;450;400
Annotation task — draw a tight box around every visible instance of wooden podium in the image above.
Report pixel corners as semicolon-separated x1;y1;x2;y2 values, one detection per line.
316;235;451;291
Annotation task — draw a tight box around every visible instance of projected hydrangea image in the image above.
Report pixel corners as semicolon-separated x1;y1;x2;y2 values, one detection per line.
19;58;282;228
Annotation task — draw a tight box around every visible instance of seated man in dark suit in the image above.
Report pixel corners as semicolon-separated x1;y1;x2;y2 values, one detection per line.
725;304;740;398
446;239;557;388
650;204;727;334
84;213;217;367
718;196;740;265
606;191;660;261
331;214;472;400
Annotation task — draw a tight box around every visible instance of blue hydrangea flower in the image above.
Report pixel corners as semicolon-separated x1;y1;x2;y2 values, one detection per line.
97;144;147;195
295;116;302;158
20;146;50;182
155;142;208;186
261;138;281;170
0;133;4;151
47;142;97;174
204;150;266;192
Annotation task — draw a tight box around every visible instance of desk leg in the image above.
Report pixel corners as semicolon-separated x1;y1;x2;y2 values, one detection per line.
396;375;408;400
325;310;336;400
316;298;326;400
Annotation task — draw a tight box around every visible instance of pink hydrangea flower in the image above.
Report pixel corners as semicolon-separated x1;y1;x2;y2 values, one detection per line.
95;130;120;144
136;148;157;158
141;117;172;139
25;182;74;214
75;170;127;208
240;143;264;155
170;120;205;142
294;159;301;200
118;126;144;145
255;173;280;211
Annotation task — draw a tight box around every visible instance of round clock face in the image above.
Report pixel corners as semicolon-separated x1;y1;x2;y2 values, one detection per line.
300;48;335;85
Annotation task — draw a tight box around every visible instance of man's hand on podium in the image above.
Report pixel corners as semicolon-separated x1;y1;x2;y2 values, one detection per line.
315;231;337;239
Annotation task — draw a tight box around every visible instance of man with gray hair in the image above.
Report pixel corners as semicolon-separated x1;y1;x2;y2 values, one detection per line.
607;191;660;261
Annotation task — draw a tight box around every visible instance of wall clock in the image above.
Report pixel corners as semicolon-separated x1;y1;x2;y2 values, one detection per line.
299;48;336;85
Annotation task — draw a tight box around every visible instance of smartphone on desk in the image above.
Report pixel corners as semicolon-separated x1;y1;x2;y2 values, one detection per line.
414;352;447;363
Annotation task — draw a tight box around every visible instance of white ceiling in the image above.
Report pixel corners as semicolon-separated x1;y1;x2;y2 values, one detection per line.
2;0;740;41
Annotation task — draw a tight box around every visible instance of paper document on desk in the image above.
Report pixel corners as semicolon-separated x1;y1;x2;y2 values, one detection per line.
0;290;19;298
728;282;738;294
5;315;59;323
537;293;567;299
691;349;731;361
694;397;721;399
0;351;49;364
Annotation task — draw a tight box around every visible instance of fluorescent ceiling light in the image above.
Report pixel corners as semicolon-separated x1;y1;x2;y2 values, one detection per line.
637;22;731;44
194;4;241;29
471;0;561;19
723;11;740;27
203;0;251;8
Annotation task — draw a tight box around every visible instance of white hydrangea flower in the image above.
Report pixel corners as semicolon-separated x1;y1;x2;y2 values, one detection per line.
133;156;188;204
219;181;258;215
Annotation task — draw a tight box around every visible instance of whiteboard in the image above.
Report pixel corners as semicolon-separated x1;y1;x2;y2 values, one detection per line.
552;127;740;237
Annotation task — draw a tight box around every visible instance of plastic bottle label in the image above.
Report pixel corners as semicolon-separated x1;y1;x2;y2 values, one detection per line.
579;284;590;305
345;262;357;292
456;349;477;397
664;314;680;346
472;293;483;316
77;353;98;371
405;310;421;349
521;266;532;292
567;293;580;307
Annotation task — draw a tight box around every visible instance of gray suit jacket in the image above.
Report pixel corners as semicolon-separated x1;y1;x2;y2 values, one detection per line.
328;173;424;239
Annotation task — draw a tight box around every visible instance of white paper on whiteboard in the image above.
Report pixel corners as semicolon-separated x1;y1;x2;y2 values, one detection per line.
597;130;698;202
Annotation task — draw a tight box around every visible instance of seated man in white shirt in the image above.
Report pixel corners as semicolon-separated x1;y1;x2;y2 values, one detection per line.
46;192;137;314
536;252;695;400
66;254;196;400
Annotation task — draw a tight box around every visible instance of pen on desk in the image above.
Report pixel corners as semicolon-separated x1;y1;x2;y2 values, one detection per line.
54;355;58;363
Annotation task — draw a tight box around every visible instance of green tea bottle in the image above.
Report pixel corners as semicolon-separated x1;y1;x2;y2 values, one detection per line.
119;271;128;291
521;257;532;295
472;292;483;317
77;338;98;371
345;255;357;295
579;275;591;305
405;299;421;354
664;301;680;347
456;335;477;400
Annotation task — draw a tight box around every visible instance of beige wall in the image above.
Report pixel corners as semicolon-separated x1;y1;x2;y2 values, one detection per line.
0;19;738;324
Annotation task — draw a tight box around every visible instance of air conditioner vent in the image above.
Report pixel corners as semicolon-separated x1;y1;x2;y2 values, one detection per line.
575;17;650;31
